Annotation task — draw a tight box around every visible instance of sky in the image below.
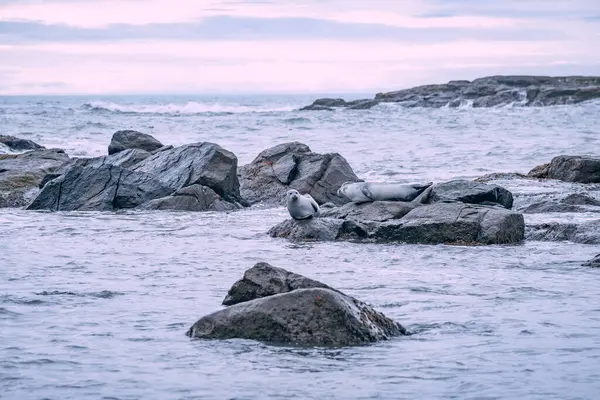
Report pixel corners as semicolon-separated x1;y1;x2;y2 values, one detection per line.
0;0;599;95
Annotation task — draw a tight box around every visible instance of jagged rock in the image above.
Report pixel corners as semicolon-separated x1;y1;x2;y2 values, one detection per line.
222;262;331;306
0;135;45;152
522;202;584;213
346;100;380;110
526;221;600;244
474;172;528;182
187;264;407;346
527;163;550;179
70;149;150;170
546;156;600;183
299;98;347;110
27;164;173;211
371;202;524;245
139;184;241;212
0;149;70;208
132;142;243;204
583;254;600;268
239;142;360;206
268;217;368;241
428;180;514;209
107;130;163;155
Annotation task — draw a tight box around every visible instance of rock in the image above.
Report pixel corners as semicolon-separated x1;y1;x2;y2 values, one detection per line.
138;184;241;212
187;264;408;347
0;135;45;152
474;172;528;182
71;149;150;170
298;104;335;111
346;100;380;110
299;98;346;110
562;193;600;206
472;91;522;108
428;180;514;209
0;149;70;208
268;217;369;242
320;201;416;223
222;262;331;306
522;201;584;213
526;221;600;244
132;142;244;204
527;163;550;179
583;254;600;268
546;156;600;183
107;130;163;155
371;202;524;245
27;164;173;211
239;142;360;206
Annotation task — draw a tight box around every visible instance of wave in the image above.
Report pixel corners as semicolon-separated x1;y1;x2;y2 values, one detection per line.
81;100;295;115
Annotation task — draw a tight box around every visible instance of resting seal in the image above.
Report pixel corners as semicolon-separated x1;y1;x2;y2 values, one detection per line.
337;181;433;204
286;189;320;220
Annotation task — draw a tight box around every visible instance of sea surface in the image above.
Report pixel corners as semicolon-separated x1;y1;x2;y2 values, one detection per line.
1;95;600;400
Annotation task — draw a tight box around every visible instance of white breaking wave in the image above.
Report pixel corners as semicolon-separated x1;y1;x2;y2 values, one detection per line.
82;100;296;114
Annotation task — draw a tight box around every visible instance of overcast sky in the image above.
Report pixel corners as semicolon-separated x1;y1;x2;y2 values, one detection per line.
1;0;599;95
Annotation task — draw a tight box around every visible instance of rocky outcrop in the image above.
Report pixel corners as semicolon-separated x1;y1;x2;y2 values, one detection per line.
70;148;151;170
269;201;524;245
428;180;514;209
528;155;600;183
138;184;241;212
107;130;163;155
187;263;407;346
526;221;600;244
300;75;600;110
583;254;600;268
239;142;360;206
0;135;45;152
0;149;70;208
132;142;244;205
27;164;173;211
521;193;600;214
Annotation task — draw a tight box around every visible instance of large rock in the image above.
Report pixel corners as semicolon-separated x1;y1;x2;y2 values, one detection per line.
132;142;244;204
27;164;173;211
583;254;600;268
222;262;331;306
268;217;369;242
0;135;45;152
239;142;360;206
526;221;600;244
187;264;407;346
320;200;416;223
107;130;163;155
528;155;600;183
428;180;514;209
521;193;600;214
138;184;240;212
371;202;524;245
0;149;70;208
71;149;151;170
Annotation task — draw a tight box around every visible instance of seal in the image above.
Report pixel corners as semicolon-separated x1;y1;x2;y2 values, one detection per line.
286;189;320;220
337;181;433;204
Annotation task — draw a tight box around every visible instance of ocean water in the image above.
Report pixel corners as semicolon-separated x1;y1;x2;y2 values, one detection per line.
1;95;600;400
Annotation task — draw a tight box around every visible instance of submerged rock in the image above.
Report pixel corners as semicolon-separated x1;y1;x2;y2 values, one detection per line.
528;155;600;183
239;142;360;206
107;130;163;155
583;254;600;268
139;184;241;212
0;135;45;152
187;263;406;346
0;149;70;208
428;180;514;209
526;221;600;244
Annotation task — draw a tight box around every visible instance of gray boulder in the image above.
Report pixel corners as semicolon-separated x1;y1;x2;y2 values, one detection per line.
562;193;600;206
27;164;173;211
132;142;243;204
239;142;360;206
0;149;70;208
583;254;600;268
0;135;45;152
429;180;514;209
187;264;407;346
139;184;241;212
70;149;150;170
528;156;600;183
107;130;163;155
320;200;416;223
222;262;331;306
268;217;369;242
371;202;524;245
526;221;600;244
522;202;584;213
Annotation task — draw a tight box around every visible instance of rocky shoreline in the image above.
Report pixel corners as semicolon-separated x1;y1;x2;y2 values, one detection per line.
299;75;600;111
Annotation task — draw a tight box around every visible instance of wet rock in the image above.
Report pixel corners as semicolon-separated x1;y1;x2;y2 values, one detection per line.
0;135;45;152
472;91;522;108
562;193;600;206
70;149;151;170
268;217;368;242
474;172;528;182
107;130;163;155
346;100;380;110
522;202;584;214
239;142;360;206
299;98;346;110
546;155;600;183
0;149;70;208
526;221;600;244
222;262;331;306
27;164;173;211
371;202;524;245
583;254;600;268
320;201;416;223
428;180;514;209
132;142;244;204
139;184;241;212
187;264;407;346
527;163;550;179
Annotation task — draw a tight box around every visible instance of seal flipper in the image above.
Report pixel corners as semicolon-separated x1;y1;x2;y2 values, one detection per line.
360;185;376;201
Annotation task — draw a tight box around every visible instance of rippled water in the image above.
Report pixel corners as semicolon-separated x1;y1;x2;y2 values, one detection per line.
1;95;600;399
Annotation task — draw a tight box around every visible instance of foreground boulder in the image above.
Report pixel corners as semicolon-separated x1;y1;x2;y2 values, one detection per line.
0;135;45;152
528;155;600;183
0;149;70;208
428;180;514;209
239;142;360;206
583;254;600;268
107;130;163;155
27;164;173;211
138;184;241;212
187;263;406;346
